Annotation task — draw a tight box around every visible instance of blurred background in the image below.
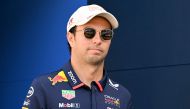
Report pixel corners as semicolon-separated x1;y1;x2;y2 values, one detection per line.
1;0;190;108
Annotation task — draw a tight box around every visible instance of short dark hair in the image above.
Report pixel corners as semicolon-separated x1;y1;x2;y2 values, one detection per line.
67;26;76;53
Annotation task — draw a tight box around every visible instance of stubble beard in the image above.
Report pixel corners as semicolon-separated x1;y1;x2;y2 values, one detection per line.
85;54;105;65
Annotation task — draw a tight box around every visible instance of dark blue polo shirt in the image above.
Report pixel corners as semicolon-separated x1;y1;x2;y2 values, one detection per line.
22;61;133;109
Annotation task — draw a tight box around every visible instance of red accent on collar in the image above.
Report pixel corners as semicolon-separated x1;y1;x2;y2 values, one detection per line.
95;81;103;92
72;83;85;90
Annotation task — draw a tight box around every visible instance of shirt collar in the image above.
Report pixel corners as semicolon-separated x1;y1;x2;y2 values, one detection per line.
61;60;108;92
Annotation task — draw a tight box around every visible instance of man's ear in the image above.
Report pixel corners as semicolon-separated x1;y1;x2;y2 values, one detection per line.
67;32;75;48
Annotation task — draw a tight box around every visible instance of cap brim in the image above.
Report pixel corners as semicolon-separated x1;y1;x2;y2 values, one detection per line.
97;12;119;29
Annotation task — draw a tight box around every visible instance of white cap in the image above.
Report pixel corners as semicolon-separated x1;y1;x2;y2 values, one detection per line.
67;4;119;32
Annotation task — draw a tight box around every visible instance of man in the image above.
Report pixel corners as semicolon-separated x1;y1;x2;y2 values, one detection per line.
22;4;133;109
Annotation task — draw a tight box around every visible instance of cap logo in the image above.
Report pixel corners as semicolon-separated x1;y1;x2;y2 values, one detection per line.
88;6;104;12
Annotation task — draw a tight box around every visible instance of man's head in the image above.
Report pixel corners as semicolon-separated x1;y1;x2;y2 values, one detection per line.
66;4;119;65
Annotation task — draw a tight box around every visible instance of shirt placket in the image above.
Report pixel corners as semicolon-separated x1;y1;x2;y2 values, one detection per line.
91;83;97;109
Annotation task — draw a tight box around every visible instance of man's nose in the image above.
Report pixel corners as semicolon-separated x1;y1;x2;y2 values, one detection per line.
92;32;102;45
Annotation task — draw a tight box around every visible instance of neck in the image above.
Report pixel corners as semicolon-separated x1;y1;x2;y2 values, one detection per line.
71;58;104;87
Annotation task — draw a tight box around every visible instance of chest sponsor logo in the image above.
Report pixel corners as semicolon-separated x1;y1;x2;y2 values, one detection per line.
59;103;80;108
104;95;120;108
62;90;75;100
68;71;77;84
26;86;34;98
48;71;68;85
108;79;119;90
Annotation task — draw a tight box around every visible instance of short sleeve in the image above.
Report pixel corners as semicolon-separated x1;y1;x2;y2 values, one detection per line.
127;97;134;109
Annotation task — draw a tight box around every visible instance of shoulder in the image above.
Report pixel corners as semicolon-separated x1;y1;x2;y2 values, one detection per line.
31;69;65;87
32;70;59;82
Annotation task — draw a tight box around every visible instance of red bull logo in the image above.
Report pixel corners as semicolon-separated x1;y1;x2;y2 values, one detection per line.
48;71;68;85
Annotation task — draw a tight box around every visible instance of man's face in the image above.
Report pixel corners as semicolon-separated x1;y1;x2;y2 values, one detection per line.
69;16;112;65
